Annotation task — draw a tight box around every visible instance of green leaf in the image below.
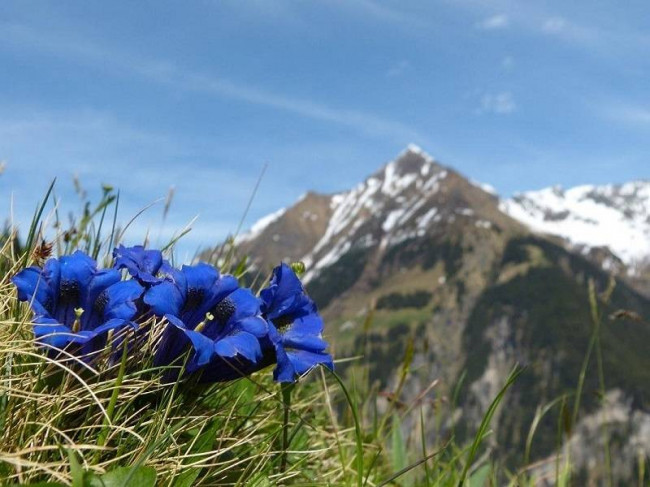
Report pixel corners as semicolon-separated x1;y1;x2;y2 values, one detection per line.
171;419;219;487
23;178;56;268
468;464;490;486
87;466;157;487
327;370;364;487
391;414;407;474
458;365;524;486
67;448;84;487
233;255;249;279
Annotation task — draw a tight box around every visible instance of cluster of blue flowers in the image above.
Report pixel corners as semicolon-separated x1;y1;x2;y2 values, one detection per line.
11;246;333;383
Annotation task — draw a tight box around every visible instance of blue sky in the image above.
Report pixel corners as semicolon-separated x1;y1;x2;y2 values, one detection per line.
0;1;648;259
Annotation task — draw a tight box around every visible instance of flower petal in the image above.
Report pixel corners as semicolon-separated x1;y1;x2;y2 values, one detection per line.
154;318;189;369
214;331;262;362
286;349;334;376
260;263;305;319
198;356;257;382
32;317;78;349
84;268;121;311
11;267;54;316
229;288;262;323
272;344;297;383
164;313;188;330
54;252;97;325
237;316;268;338
282;334;329;353
113;245;165;283
102;280;144;322
91;317;132;335
183;329;215;372
182;263;220;295
59;251;96;289
160;314;213;372
144;281;184;317
283;312;323;339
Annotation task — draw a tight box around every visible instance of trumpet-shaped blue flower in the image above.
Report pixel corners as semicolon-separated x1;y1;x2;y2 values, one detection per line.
144;263;267;378
260;263;333;382
11;251;144;355
113;244;171;285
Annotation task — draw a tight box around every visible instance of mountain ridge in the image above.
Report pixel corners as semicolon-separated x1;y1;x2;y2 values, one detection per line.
235;147;649;277
501;179;650;267
203;146;650;480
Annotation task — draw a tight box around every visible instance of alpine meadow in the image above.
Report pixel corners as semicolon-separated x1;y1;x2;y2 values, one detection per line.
1;2;650;486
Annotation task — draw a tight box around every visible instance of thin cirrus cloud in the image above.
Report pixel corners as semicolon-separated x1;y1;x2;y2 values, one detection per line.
476;13;509;30
599;103;650;128
0;22;429;146
501;55;515;70
479;92;517;115
0;105;301;207
335;0;427;27
176;71;427;143
0;106;290;254
386;60;411;78
541;16;568;34
539;15;598;45
455;0;649;58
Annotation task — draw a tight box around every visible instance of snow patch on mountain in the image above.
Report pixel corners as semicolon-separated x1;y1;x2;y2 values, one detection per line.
237;207;286;243
501;181;650;265
470;179;498;196
404;143;435;163
302;146;448;282
418;208;440;229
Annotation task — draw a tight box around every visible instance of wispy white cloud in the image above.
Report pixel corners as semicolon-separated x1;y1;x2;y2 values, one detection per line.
337;0;427;27
0;107;286;250
0;107;295;202
176;72;426;142
479;92;517;115
541;16;567;34
599;103;650;127
0;22;428;145
449;0;650;56
501;55;515;70
476;14;509;30
0;104;395;257
539;15;598;45
386;60;411;78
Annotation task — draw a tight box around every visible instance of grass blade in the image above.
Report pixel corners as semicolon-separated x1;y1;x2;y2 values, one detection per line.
458;365;524;486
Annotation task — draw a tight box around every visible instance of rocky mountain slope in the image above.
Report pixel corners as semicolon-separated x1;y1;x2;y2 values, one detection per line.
206;146;650;481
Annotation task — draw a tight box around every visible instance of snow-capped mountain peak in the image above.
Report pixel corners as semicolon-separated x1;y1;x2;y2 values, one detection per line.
500;180;650;265
226;147;648;285
302;147;450;279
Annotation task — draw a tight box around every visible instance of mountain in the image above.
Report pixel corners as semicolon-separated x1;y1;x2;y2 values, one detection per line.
501;182;650;298
228;145;528;382
500;181;650;267
206;146;650;481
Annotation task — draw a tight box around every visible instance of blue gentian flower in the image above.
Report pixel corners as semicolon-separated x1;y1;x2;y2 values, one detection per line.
11;250;144;356
113;244;171;285
144;263;267;379
260;263;333;382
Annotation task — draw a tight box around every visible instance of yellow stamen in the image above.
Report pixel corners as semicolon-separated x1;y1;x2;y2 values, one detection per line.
194;312;214;334
72;307;84;333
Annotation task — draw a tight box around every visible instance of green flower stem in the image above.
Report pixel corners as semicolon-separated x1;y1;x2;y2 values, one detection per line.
97;336;129;449
280;382;295;474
